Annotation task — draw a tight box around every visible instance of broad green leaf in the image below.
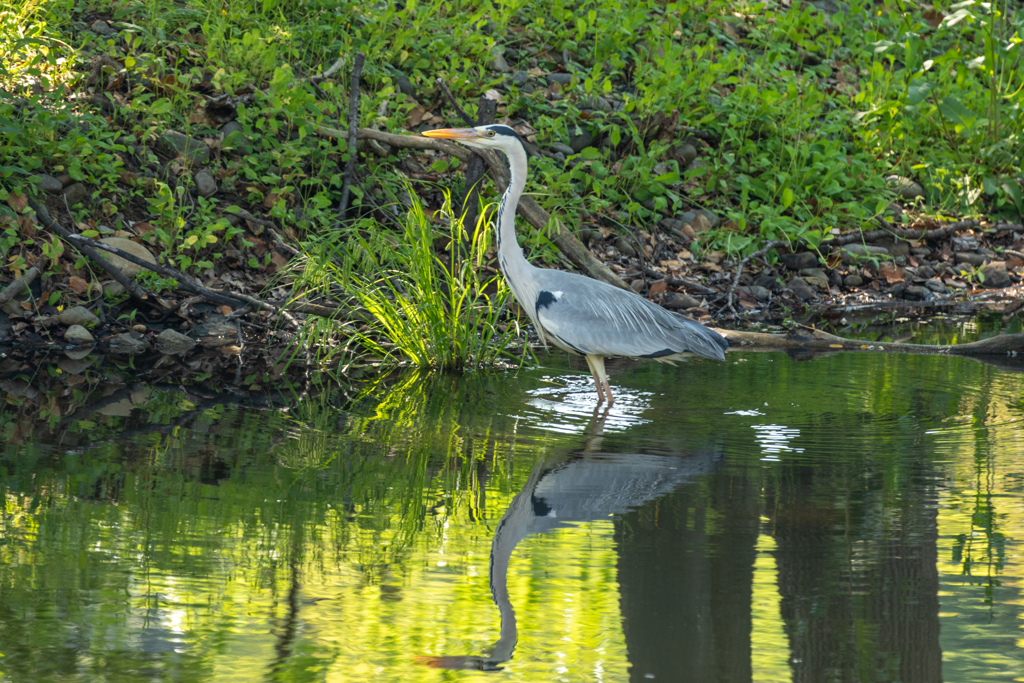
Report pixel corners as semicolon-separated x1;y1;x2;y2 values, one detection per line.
781;187;794;209
938;96;977;132
906;80;933;106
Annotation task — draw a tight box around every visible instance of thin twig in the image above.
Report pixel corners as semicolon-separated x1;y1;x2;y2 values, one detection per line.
309;55;346;83
338;52;365;217
435;77;476;126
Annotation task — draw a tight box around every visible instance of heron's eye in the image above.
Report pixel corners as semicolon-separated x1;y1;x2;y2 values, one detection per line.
486;130;496;137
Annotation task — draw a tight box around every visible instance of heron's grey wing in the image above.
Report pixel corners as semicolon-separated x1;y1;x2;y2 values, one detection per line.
531;270;727;360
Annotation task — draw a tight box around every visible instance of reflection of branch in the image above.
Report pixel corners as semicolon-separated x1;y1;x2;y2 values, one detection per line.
269;556;302;681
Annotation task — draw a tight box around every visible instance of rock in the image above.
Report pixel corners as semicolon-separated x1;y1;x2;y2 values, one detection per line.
90;20;115;36
980;261;1012;288
955;252;987;267
788;276;817;300
395;73;416;98
804;276;830;290
98;237;157;277
159;130;210;164
108;333;149;354
902;285;931;300
755;274;784;291
891;282;908;298
35;173;63;194
799;267;828;281
780;252;818;270
568;126;594;153
62;182;88;205
872;237;910;257
489;47;509;72
103;280;126;296
737;285;771;301
58;305;99;327
911;246;932;256
551;142;575;156
194;169;217;197
545;72;573;86
830;271;844;287
629;279;646;293
194;315;238;346
916;265;936;279
843;274;864;288
510;70;528;88
841;244;889;264
58;356;93;374
663;293;701;309
614;237;637;258
658;218;683;234
670;144;697;166
221;120;246;150
64;324;95;344
924;278;946;293
155;328;196;355
580;96;612;112
885;175;924;200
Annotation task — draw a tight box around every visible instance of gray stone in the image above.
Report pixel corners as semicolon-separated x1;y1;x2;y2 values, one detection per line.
545;72;573;86
629;279;646;294
108;332;149;355
805;276;830;290
62;182;88;205
614;237;637;258
36;173;64;194
90;20;115;36
698;209;720;229
843;274;864;288
580;96;612;112
872;237;910;257
799;267;828;281
911;246;932;256
551;142;575;156
395;73;416;98
58;356;93;374
788;276;817;300
221;121;245;149
663;292;701;309
902;285;931;300
58;305;99;327
980;261;1012;288
955;252;987;267
671;143;697;166
511;71;528;88
738;285;771;301
755;274;784;291
159;130;210;164
64;324;95;344
194;169;217;197
63;347;94;361
841;244;889;263
98;237;157;278
885;175;924;200
916;265;936;279
154;328;196;355
780;252;818;270
194;315;238;346
103;280;126;297
489;48;509;73
924;278;946;292
830;271;844;287
568;126;594;153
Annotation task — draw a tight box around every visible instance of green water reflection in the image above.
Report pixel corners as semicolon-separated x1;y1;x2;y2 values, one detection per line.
2;347;1024;682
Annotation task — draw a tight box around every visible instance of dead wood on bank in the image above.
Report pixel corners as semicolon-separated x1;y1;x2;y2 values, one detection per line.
716;326;1024;357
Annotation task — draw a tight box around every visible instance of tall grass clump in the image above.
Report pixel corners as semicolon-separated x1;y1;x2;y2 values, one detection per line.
324;193;530;371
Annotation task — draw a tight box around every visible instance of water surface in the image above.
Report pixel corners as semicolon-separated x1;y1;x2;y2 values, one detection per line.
2;342;1024;682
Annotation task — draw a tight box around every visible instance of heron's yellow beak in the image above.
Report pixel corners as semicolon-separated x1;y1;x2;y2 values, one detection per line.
421;128;484;141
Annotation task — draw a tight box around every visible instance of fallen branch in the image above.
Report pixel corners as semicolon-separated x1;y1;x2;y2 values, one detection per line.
29;199;157;307
0;266;41;305
312;124;630;290
716;325;1023;357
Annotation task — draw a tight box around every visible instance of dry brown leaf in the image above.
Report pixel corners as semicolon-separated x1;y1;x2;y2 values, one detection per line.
661;259;683;269
68;276;89;295
263;192;280;208
6;191;27;213
408;104;427;127
270;251;288;267
649;281;667;296
878;262;905;284
134;221;155;234
218;305;233;315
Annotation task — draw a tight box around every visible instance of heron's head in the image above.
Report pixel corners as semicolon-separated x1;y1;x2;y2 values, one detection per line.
422;124;524;152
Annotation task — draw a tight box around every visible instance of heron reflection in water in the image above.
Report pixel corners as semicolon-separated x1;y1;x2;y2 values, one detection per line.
416;411;721;671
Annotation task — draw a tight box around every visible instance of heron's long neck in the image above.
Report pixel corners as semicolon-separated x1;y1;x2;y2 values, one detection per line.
495;144;535;307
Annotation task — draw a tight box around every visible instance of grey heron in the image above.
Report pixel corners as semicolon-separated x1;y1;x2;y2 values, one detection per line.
423;124;728;404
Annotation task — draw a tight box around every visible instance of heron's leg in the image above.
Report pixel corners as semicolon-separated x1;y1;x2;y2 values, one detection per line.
589;355;615;406
584;354;606;404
